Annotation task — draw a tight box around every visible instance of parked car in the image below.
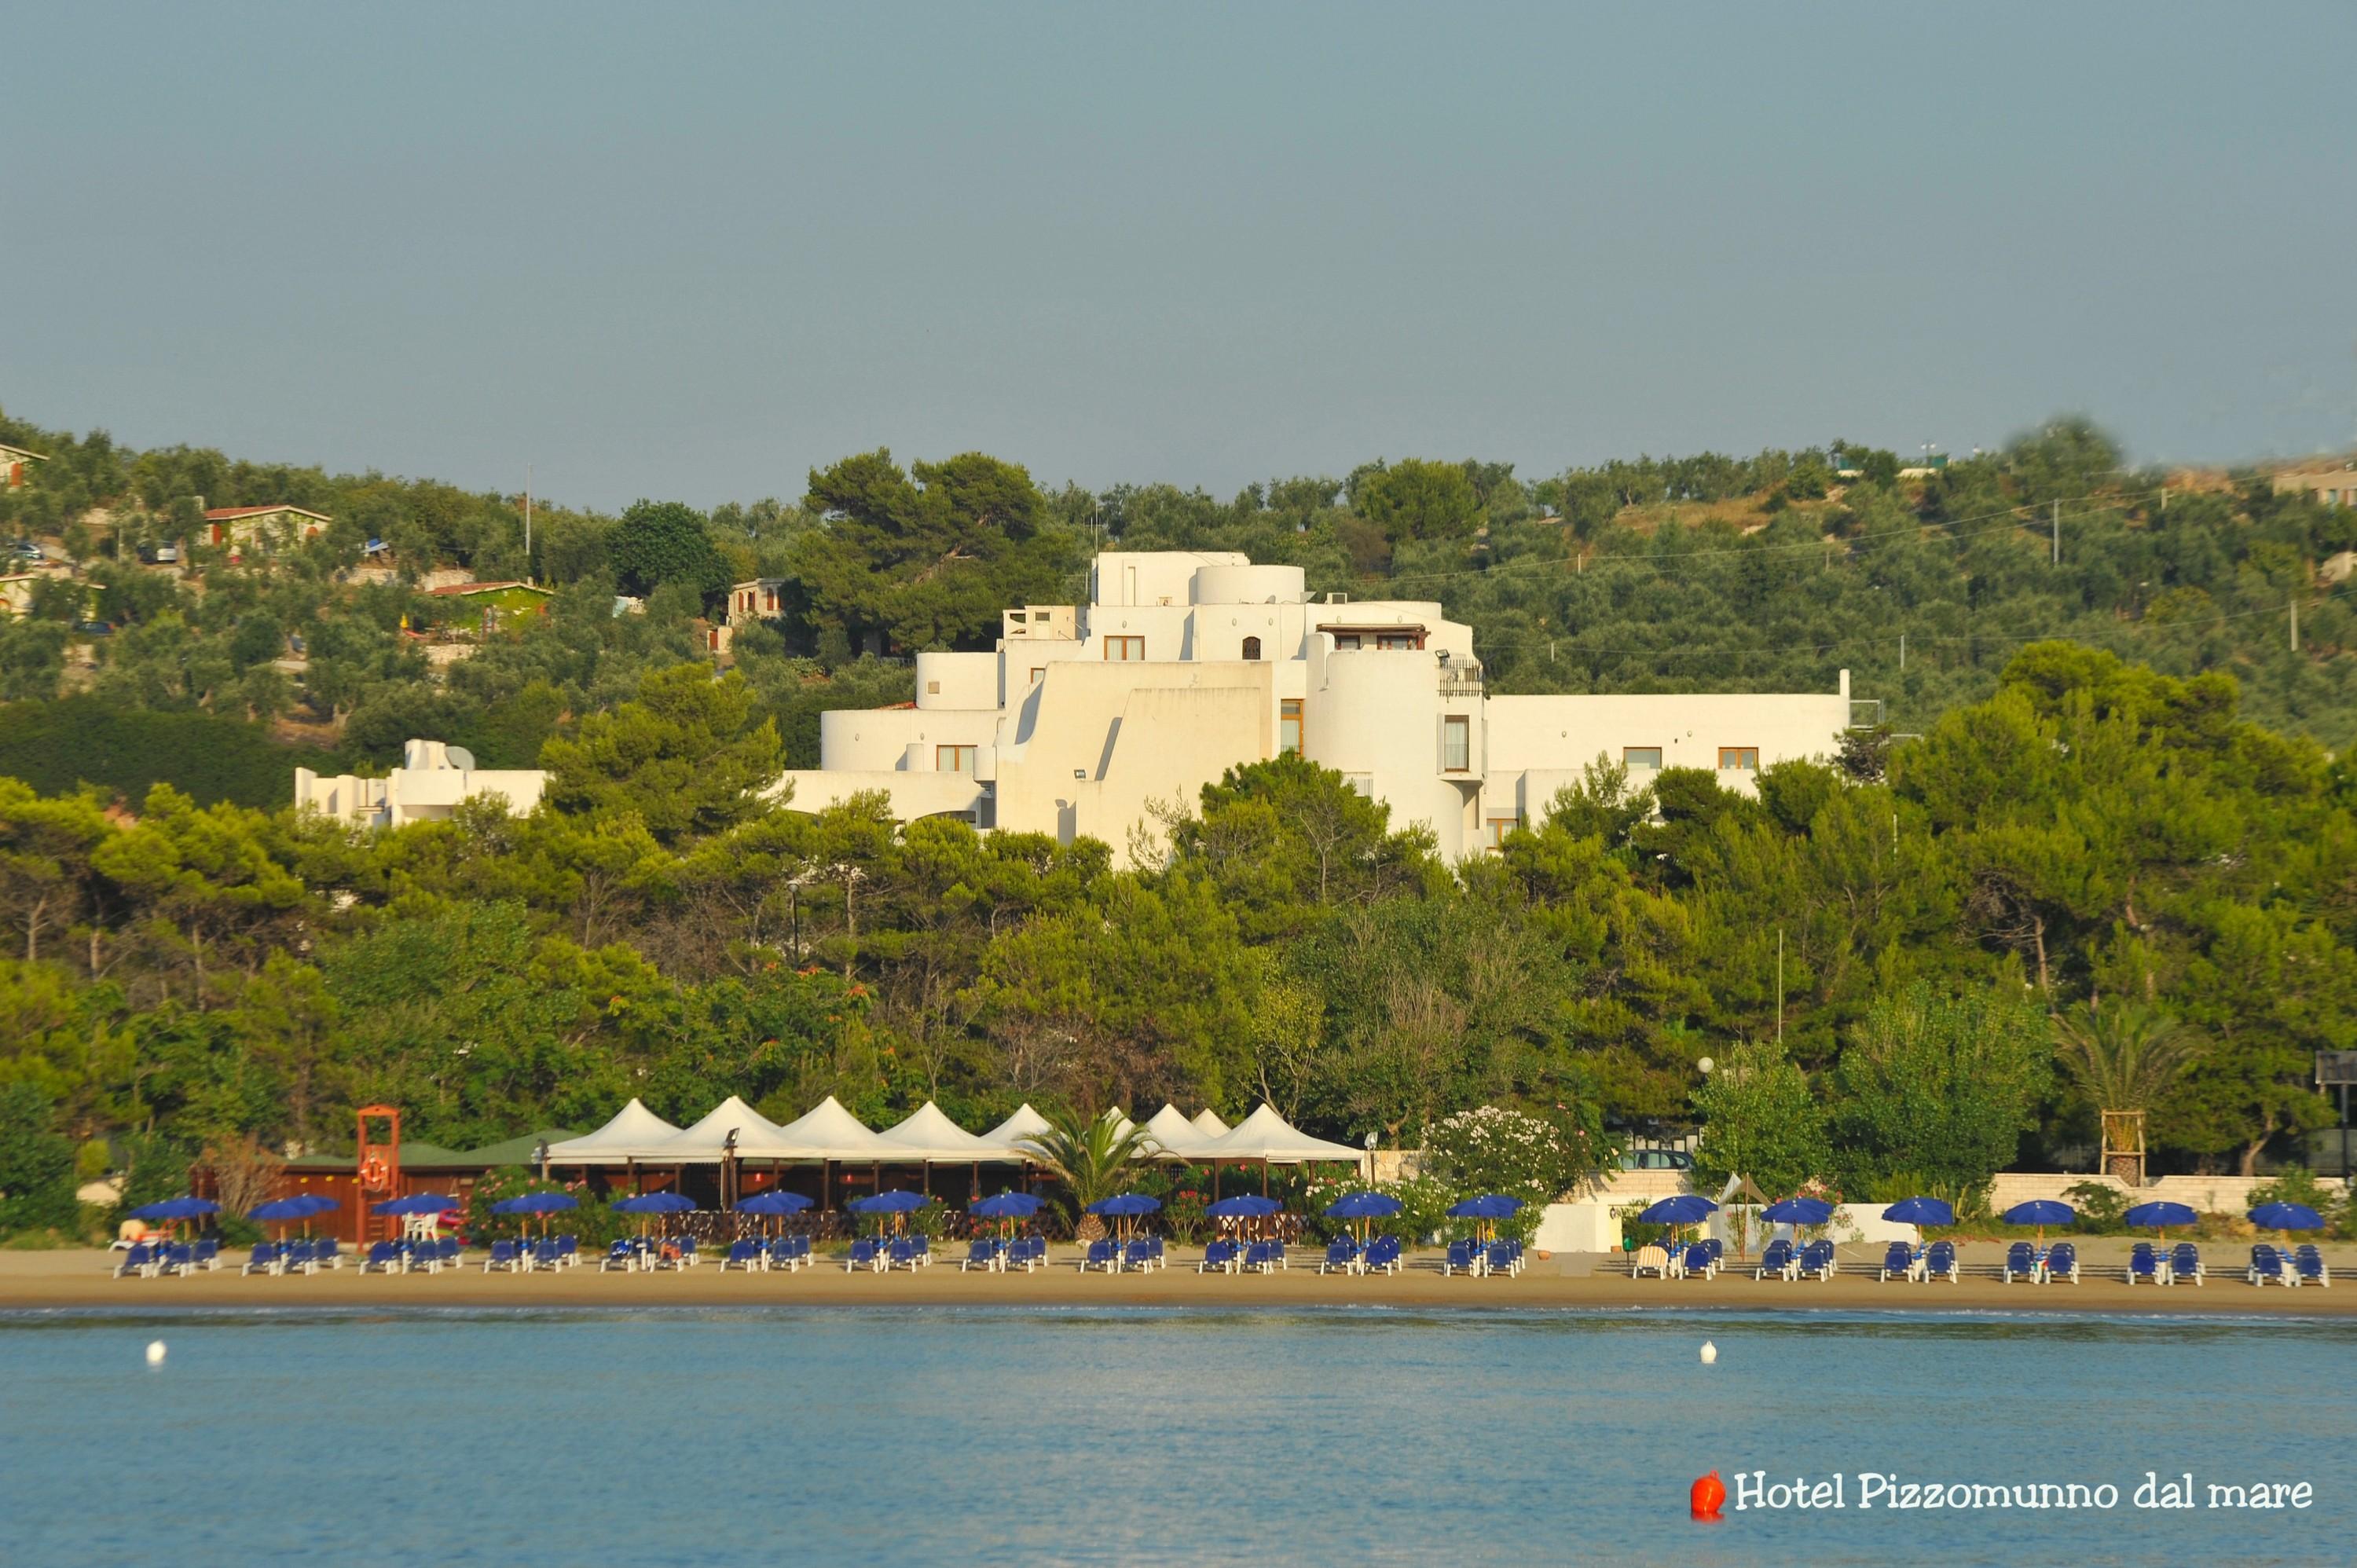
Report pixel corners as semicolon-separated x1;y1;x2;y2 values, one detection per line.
9;539;45;561
137;543;181;564
1618;1149;1694;1171
71;620;113;636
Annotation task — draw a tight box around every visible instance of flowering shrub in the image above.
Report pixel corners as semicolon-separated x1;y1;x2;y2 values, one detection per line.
1423;1105;1606;1204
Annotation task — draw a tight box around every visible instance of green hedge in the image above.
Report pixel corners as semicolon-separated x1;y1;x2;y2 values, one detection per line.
0;698;351;808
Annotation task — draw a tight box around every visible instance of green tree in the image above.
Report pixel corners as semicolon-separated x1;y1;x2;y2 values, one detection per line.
1354;458;1483;544
541;665;783;844
0;1081;78;1233
1692;1037;1830;1197
1014;1102;1156;1237
1831;981;2050;1197
607;500;724;600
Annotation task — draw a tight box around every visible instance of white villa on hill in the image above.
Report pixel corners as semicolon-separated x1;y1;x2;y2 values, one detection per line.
777;550;1859;863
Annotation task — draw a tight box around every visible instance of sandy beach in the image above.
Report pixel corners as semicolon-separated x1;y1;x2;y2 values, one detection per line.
11;1240;2352;1316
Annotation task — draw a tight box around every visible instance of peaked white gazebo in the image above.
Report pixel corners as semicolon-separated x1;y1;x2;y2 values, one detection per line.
769;1096;896;1161
1197;1104;1370;1194
979;1104;1054;1158
877;1101;1017;1162
1190;1108;1231;1139
647;1096;792;1160
544;1098;684;1166
1139;1103;1221;1160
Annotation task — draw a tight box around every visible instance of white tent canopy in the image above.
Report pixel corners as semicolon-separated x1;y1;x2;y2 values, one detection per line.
645;1096;792;1161
876;1101;1019;1162
1139;1103;1221;1160
768;1095;898;1161
978;1104;1054;1157
1197;1103;1367;1166
1190;1108;1230;1138
544;1098;685;1165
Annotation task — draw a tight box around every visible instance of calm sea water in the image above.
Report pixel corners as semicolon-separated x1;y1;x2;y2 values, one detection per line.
2;1306;2349;1566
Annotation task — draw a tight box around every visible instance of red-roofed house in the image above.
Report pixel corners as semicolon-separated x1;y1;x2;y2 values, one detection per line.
205;504;332;557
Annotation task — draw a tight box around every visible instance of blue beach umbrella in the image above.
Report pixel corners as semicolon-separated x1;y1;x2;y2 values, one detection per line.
611;1192;696;1214
1323;1192;1405;1220
2249;1202;2324;1233
849;1190;929;1214
1637;1195;1717;1227
969;1192;1044;1220
1761;1196;1834;1228
1206;1195;1283;1218
247;1197;313;1224
131;1196;222;1222
2124;1201;2198;1233
2002;1199;2075;1243
1447;1195;1525;1220
1881;1196;1955;1228
1085;1193;1163;1217
492;1192;578;1215
372;1192;461;1216
737;1190;814;1216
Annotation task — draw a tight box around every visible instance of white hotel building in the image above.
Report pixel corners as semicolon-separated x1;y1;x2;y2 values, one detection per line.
775;551;1856;864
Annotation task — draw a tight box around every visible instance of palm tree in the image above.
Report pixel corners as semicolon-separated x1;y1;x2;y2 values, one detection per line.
2055;1002;2199;1181
1017;1104;1156;1241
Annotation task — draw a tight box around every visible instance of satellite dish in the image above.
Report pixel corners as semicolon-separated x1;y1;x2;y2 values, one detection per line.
444;746;476;771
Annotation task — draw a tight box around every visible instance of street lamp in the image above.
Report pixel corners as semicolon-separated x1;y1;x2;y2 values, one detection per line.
1362;1130;1378;1185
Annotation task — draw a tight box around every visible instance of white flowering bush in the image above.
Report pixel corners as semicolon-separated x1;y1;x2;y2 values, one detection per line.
1424;1105;1605;1207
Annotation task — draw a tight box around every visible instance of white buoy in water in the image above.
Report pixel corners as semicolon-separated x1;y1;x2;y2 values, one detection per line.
1699;1339;1718;1365
145;1340;167;1366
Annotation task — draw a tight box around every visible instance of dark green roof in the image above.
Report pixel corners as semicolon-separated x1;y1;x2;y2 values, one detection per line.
453;1130;578;1168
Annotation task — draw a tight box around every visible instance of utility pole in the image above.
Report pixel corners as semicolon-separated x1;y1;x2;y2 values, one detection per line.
1776;929;1785;1045
1899;632;1906;672
524;463;533;581
2051;500;2060;565
2291;595;2300;654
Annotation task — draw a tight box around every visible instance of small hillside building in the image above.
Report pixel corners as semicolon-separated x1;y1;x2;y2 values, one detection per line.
776;549;1860;865
2275;467;2357;508
204;504;332;557
295;738;548;830
709;577;788;654
1;443;44;489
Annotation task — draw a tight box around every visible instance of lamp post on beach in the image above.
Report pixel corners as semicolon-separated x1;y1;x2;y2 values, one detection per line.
1363;1130;1377;1185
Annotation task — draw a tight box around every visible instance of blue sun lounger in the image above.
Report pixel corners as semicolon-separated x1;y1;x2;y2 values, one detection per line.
2003;1242;2040;1283
2044;1242;2080;1283
1794;1240;1836;1280
2169;1244;2202;1284
1924;1240;1959;1282
1199;1239;1239;1273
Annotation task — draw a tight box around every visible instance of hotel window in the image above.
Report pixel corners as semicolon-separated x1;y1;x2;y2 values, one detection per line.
1376;632;1417;650
936;745;977;774
1281;698;1303;756
1241;636;1262;661
1624;746;1663;770
1343;772;1373;797
1029;667;1045;685
1105;636;1146;661
1487;815;1519;847
1718;746;1759;771
1442;714;1470;772
1331;632;1362;650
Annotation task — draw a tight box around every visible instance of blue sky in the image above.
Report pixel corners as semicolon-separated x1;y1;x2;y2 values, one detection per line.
3;2;2351;509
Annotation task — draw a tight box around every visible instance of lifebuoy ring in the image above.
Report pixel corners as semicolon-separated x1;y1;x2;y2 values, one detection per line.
360;1155;391;1190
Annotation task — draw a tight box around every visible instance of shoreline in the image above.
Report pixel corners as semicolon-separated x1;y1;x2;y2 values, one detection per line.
9;1246;2352;1318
